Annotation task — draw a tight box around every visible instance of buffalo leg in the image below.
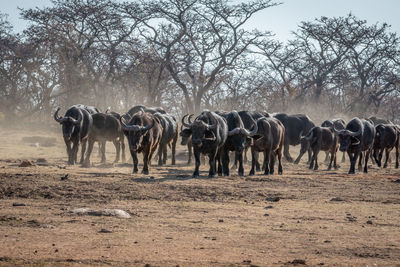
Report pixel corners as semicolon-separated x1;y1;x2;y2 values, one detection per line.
277;145;283;174
162;145;168;165
142;148;150;175
120;138;126;163
100;141;106;163
216;149;223;176
313;147;320;170
263;149;270;175
131;151;138;173
80;139;87;164
232;152;238;170
222;149;230;176
383;148;392;168
208;151;217;178
255;152;261;171
307;147;312;164
72;139;79;164
364;149;371;173
283;141;293;162
348;151;359;174
65;140;73;165
171;137;176;165
249;147;256;176
358;152;363;171
324;151;330;163
83;139;95;167
237;150;244;176
395;144;399;168
157;144;163;166
341;152;346;163
269;151;276;174
294;150;306;164
113;140;120;163
193;149;200;177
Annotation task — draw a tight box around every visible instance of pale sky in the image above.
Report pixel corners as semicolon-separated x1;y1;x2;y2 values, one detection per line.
2;0;400;41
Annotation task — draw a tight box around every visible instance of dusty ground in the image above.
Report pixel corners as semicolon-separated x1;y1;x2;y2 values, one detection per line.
0;127;399;266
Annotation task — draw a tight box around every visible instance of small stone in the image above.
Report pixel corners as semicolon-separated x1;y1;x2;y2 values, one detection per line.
265;196;280;202
366;220;373;225
12;203;26;207
19;160;33;167
99;228;112;233
264;213;269;216
218;219;224;223
264;205;273;209
55;249;58;253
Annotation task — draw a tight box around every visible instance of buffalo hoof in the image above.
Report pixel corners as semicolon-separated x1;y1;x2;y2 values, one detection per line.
238;172;244;177
314;166;319;171
132;169;138;174
270;170;274;175
294;159;300;165
142;169;149;175
383;164;388;168
208;174;215;178
278;170;282;175
327;166;332;171
348;170;355;174
82;161;90;168
364;168;368;173
249;170;255;176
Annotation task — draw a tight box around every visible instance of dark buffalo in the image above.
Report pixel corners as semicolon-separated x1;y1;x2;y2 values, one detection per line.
127;105;166;116
373;124;399;168
120;110;162;174
320;119;346;163
299;126;338;170
182;111;228;178
54;105;93;165
333;117;375;174
153;112;178;165
220;111;258;176
274;113;315;163
83;113;125;166
249;117;284;175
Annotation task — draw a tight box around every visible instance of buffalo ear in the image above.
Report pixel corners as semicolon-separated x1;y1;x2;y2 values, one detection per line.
180;128;192;137
351;137;360;145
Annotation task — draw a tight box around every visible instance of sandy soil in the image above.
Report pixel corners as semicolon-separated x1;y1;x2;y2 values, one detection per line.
0;127;399;266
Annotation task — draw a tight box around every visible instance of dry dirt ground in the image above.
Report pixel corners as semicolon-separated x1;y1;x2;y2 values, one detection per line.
0;127;400;266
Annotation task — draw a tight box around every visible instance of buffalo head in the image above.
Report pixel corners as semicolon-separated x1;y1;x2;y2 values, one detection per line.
54;107;82;140
120;111;155;152
182;114;217;148
333;127;361;152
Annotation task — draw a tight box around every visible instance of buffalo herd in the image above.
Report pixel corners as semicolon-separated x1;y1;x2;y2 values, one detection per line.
54;104;400;177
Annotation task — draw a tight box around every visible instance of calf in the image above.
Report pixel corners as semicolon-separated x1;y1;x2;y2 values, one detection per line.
249;117;285;175
373;124;399;168
120;110;162;174
300;126;338;170
83;113;126;166
333;117;375;174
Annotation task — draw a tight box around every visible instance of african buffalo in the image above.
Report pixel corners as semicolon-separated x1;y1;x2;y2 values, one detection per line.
83;113;125;167
333;117;375;174
54;105;94;165
373;124;399;168
120;110;162;174
274;113;315;163
127;105;166;116
220;111;258;176
154;112;178;165
320;119;346;163
249;117;284;175
182;111;228;178
299;126;338;170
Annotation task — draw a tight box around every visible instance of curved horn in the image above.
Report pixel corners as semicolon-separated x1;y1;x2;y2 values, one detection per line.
332;126;343;135
54;107;64;123
228;128;241;136
305;131;313;141
207;113;218;130
348;128;361;137
188;114;194;124
120;115;141;131
243;117;258;136
105;107;111;114
182;114;193;128
139;118;155;131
